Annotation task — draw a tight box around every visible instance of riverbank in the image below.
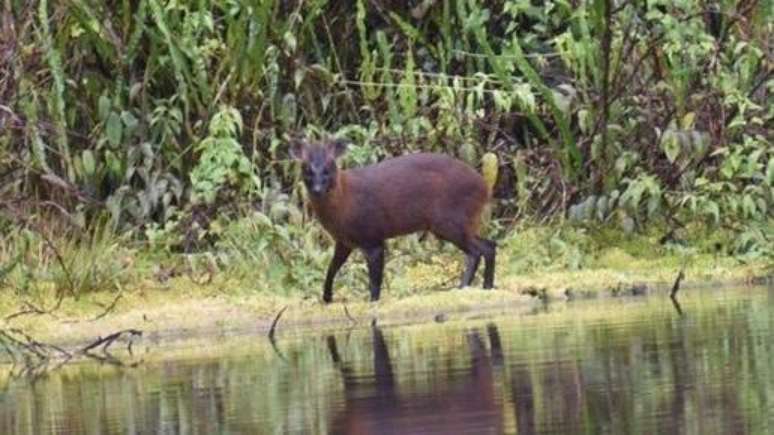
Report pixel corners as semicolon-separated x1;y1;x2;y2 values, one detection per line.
1;240;769;349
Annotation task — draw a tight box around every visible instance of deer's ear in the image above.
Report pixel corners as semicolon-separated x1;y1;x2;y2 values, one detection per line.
289;140;307;160
328;139;349;158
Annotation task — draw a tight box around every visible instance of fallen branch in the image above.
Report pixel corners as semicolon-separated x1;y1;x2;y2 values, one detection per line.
0;328;67;360
0;327;144;380
79;329;142;355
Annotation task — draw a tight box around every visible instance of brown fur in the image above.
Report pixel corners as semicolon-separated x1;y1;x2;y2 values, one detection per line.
293;141;496;302
310;153;488;249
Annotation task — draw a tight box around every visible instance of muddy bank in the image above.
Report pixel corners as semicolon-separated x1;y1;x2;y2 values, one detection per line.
2;268;770;354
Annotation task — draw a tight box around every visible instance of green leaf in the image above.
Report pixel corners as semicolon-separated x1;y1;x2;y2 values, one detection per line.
82;150;96;175
493;90;512;112
596;195;608;220
106;112;123;147
513;83;535;111
743;195;757;218
283;30;297;53
398;49;417;118
647;195;660;217
756;198;767;216
662;131;680;163
578;109;591;133
121;111;139;132
681;112;695;129
704;201;720;224
98;95;111;121
129;83;142;101
626;182;644;208
459;142;477;165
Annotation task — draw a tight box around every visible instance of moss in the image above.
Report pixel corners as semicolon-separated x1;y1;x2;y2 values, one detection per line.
594;247;637;269
0;225;770;348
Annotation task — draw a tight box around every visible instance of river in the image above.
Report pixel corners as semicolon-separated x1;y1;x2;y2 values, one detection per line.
1;286;773;434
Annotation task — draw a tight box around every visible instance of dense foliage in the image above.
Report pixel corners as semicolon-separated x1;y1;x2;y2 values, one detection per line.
0;0;771;293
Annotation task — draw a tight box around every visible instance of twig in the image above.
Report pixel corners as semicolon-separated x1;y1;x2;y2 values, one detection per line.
0;328;70;359
30;222;76;301
4;289;67;321
267;306;289;362
0;330;48;359
670;295;684;317
90;291;124;322
80;350;138;368
343;304;357;325
670;269;686;299
4;301;47;321
268;305;288;342
211;70;233;107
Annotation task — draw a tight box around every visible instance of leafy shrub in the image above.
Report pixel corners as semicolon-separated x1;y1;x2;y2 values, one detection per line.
190;106;259;205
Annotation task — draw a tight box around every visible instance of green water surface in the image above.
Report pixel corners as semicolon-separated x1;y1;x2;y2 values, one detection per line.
2;287;773;434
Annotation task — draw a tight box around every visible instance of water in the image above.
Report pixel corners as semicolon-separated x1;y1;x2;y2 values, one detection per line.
2;287;774;434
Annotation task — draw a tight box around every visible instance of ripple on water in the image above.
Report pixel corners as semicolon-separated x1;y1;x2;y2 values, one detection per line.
1;287;773;434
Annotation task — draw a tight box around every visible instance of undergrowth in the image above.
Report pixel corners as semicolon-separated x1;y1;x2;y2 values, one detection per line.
0;0;771;305
1;215;769;306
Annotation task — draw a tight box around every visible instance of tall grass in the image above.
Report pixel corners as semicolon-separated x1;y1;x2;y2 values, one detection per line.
0;222;132;304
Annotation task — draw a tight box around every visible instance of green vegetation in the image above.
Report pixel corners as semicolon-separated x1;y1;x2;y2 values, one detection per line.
0;0;772;340
0;224;768;348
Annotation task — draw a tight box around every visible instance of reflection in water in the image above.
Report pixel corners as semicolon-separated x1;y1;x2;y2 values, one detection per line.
327;326;502;434
1;288;774;434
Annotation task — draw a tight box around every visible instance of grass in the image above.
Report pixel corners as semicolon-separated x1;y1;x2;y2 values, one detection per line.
0;222;770;348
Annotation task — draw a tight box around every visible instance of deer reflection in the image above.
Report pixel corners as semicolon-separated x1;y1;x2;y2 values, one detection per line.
327;325;503;435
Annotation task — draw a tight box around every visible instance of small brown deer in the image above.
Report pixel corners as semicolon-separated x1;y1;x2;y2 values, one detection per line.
291;139;495;303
